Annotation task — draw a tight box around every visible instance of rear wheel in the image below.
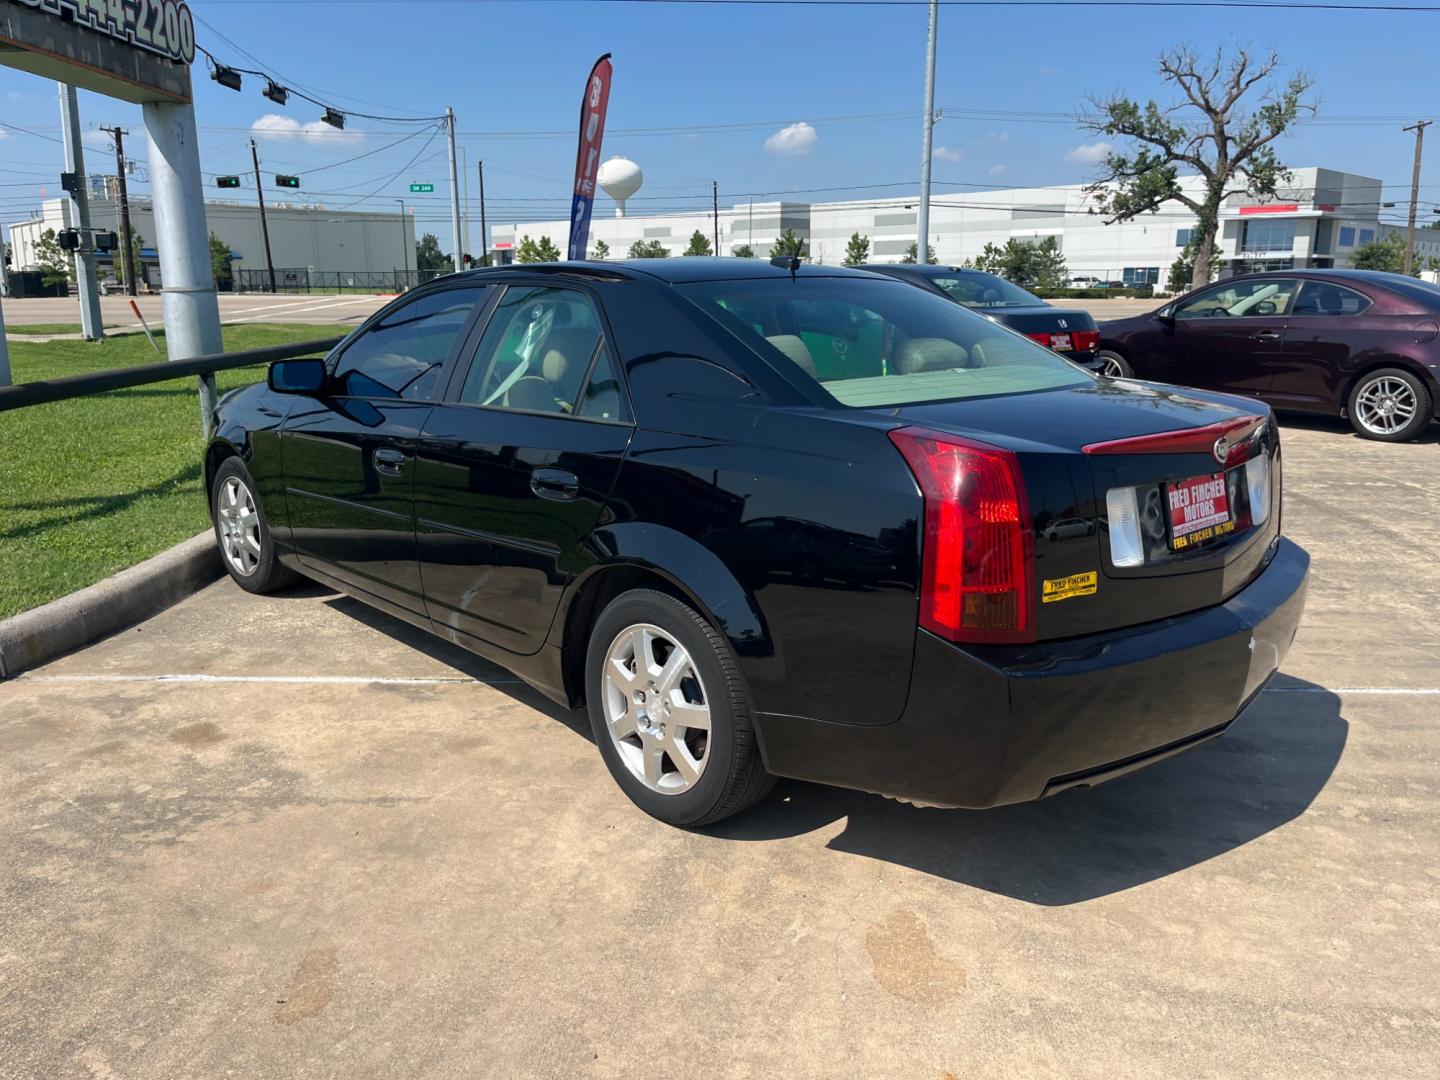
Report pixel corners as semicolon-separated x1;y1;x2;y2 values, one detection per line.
210;458;299;594
585;589;774;827
1347;368;1431;442
1097;349;1133;379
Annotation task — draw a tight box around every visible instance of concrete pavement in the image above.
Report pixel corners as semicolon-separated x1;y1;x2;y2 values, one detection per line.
2;417;1438;1078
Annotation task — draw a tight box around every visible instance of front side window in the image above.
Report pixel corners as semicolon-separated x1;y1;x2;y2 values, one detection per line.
1174;278;1299;319
459;285;608;416
332;286;487;400
680;277;1089;409
929;271;1042;310
1291;281;1372;317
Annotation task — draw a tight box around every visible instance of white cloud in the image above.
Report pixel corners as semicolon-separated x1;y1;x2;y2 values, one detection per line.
1065;140;1113;165
987;164;1008;177
0;129;7;141
934;146;964;163
764;121;818;156
251;113;363;145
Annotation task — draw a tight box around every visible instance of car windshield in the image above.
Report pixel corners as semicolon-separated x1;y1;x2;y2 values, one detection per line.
678;276;1090;408
928;271;1042;309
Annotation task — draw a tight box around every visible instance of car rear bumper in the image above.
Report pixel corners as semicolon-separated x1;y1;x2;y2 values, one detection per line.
754;536;1310;808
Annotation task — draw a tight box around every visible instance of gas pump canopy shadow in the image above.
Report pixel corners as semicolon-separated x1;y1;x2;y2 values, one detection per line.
1;0;224;405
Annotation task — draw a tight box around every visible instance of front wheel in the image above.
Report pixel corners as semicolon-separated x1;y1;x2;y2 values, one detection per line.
210;458;299;594
585;589;774;827
1347;368;1432;442
1096;349;1134;379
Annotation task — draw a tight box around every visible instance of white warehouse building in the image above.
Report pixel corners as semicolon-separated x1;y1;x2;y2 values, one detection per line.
6;194;415;289
494;167;1437;285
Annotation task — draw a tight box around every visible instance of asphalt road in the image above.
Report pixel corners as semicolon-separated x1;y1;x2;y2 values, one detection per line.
2;416;1437;1078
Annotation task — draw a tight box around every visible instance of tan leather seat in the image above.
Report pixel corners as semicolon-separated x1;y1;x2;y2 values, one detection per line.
892;338;969;375
765;334;817;378
504;328;596;412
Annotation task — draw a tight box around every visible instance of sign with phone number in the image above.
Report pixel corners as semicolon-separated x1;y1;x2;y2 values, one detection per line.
13;0;195;65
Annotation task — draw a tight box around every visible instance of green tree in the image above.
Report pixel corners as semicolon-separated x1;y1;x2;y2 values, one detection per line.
415;232;449;271
1082;46;1316;288
770;228;807;258
901;240;938;265
1351;232;1415;275
843;232;871;267
209;232;233;291
682;230;714;257
592;238;610;260
1168;238;1198;293
628;239;669;258
972;237;1068;289
732;243;756;258
33;228;73;289
534;235;562;262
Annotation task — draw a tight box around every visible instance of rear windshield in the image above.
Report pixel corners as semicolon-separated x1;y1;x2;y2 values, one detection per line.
929;271;1042;309
677;276;1090;408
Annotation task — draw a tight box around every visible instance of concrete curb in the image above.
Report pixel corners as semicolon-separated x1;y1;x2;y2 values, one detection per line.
0;532;222;679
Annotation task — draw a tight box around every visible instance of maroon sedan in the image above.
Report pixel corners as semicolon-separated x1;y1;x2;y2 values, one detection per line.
1097;269;1440;441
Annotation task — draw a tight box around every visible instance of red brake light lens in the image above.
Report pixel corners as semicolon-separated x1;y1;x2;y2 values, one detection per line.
888;427;1035;644
1072;329;1100;352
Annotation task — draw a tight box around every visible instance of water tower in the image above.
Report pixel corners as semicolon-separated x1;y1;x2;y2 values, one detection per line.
597;157;643;217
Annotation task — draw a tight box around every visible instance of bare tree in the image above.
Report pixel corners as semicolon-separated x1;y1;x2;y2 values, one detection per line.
1083;46;1316;286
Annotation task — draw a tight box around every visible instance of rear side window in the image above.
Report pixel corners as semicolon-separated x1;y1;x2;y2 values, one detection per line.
1291;282;1371;316
680;277;1088;408
332;286;486;400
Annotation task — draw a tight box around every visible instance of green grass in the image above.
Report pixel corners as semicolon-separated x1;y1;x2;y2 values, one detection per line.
0;324;352;619
4;323;120;336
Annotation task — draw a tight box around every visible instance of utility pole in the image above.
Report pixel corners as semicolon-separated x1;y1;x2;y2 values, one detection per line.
460;144;471;268
395;198;408;284
478;160;489;266
1403;120;1432;277
915;0;939;266
250;139;277;293
0;290;11;387
445;107;463;273
58;83;104;341
102;126;137;297
712;180;720;256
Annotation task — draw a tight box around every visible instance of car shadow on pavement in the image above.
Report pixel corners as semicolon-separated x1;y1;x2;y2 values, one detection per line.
1278;411;1440;445
713;677;1346;906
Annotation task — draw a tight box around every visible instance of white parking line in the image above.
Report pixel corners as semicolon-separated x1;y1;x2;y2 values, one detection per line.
222;297;380;324
21;673;522;686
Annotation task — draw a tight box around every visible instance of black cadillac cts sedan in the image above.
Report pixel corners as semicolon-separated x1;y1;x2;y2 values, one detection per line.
207;259;1310;827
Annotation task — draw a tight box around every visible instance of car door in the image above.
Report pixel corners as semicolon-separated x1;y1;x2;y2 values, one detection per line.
282;283;493;618
1162;278;1300;397
414;282;634;656
1268;280;1373;411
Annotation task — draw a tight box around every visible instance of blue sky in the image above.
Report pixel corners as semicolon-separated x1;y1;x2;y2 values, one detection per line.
2;0;1438;245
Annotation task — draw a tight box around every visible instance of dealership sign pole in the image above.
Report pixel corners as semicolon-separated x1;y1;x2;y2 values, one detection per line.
568;53;613;262
1;0;223;432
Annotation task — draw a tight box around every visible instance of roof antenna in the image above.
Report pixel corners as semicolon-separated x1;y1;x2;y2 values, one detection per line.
770;253;801;281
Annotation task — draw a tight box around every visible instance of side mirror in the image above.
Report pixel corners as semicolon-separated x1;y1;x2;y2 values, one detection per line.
268;358;328;395
1156;305;1176;324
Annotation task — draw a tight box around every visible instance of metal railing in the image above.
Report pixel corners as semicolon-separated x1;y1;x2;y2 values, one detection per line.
0;337;343;419
233;268;450;294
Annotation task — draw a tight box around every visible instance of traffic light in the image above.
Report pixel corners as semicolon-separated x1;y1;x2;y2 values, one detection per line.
216;175;242;189
57;229;81;251
60;172;80;194
93;231;119;252
275;175;301;189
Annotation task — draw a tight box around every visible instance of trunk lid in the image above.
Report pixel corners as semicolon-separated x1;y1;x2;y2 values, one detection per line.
884;381;1281;640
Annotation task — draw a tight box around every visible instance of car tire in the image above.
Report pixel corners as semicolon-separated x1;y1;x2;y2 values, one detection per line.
1347;367;1432;442
585;588;775;827
1097;349;1134;379
210;457;299;594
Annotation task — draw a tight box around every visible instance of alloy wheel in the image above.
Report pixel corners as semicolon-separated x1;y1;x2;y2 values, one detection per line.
1099;355;1128;378
216;475;262;577
1354;376;1417;436
602;623;711;794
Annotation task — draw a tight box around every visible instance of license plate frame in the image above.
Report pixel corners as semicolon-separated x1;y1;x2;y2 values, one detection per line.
1167;471;1235;551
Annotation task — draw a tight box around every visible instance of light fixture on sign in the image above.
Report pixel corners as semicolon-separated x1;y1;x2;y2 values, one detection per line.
263;80;289;106
212;65;243;92
321;108;345;130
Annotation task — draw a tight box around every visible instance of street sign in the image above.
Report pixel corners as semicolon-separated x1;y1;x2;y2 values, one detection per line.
409;183;434;193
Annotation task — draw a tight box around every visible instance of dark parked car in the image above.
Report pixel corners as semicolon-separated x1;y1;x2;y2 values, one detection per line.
207;259;1308;828
862;264;1103;369
1097;269;1440;441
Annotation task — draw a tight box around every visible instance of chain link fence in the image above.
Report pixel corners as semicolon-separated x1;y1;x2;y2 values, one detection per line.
233;268;451;295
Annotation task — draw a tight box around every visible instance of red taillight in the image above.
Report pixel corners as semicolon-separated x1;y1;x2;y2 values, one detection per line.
1072;329;1100;352
1025;332;1055;348
888;427;1035;644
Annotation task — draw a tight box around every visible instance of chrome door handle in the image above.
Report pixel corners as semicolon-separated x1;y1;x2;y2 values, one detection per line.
1251;330;1281;342
373;447;406;475
530;467;579;502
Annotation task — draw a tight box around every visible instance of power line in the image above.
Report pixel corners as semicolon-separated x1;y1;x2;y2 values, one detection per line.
179;0;1440;11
